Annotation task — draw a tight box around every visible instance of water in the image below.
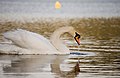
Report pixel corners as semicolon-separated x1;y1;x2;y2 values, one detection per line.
0;35;120;78
0;51;120;78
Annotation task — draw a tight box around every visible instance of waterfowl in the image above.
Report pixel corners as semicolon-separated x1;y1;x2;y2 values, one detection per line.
0;26;80;54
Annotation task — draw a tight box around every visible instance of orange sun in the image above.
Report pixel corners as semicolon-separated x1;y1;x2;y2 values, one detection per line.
55;1;61;9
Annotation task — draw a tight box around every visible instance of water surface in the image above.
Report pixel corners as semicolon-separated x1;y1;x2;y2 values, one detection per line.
0;36;120;78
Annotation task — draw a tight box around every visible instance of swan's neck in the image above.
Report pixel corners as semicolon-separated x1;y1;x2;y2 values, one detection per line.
50;27;70;53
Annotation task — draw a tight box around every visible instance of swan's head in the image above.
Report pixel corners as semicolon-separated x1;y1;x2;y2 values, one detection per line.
51;26;81;46
65;26;81;45
50;26;81;53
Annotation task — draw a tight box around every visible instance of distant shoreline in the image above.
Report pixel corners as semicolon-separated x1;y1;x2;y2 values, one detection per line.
0;17;120;39
0;15;120;22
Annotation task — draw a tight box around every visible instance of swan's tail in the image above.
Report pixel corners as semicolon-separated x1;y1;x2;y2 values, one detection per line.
0;43;20;54
2;29;22;42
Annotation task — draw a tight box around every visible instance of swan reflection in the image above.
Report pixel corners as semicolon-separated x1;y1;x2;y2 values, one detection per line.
1;55;80;78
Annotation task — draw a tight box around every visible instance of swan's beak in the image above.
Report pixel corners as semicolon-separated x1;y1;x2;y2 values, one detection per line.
74;32;81;45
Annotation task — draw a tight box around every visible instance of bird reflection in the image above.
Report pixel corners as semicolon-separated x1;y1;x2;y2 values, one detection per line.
51;55;80;78
2;55;80;78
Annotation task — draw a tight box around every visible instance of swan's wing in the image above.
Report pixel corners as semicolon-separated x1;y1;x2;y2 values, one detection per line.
3;29;57;51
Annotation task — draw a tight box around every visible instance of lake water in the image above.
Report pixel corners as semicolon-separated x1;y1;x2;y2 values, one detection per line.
0;41;120;78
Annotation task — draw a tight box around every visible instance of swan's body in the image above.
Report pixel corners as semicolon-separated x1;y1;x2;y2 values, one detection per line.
0;27;75;54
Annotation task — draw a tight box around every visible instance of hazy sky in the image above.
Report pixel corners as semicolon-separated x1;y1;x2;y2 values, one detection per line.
0;0;120;19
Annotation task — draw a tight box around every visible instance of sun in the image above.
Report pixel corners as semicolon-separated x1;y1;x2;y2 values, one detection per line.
55;1;61;9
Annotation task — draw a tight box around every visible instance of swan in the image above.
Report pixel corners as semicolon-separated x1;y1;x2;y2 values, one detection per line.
0;26;80;54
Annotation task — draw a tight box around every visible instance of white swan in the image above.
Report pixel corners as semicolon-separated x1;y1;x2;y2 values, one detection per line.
0;26;80;54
